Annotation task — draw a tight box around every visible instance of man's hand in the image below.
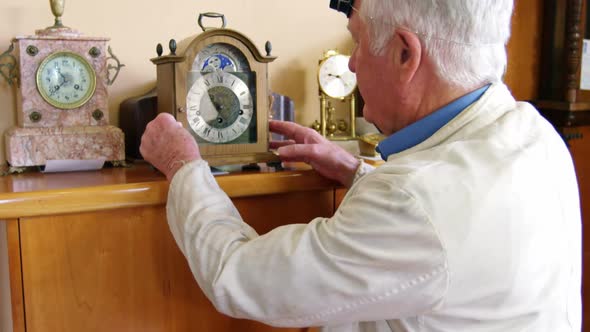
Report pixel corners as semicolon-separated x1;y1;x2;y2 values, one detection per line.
140;113;201;181
269;120;360;188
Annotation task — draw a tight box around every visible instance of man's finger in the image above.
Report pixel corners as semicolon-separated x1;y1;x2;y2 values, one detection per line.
269;140;296;149
155;112;177;124
269;120;299;138
276;144;325;164
276;144;309;163
270;120;325;144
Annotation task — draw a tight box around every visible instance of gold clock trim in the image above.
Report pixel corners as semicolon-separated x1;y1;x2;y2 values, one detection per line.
36;51;97;110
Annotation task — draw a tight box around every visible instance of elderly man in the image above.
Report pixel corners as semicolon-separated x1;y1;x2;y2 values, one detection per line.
140;0;582;331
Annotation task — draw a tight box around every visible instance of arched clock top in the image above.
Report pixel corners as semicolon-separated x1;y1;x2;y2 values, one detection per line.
151;29;276;66
183;28;276;64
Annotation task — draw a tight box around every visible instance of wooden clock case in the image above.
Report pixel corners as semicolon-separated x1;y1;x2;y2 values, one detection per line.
151;21;280;167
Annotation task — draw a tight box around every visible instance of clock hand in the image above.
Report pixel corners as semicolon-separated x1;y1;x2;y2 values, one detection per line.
58;69;66;80
199;91;219;123
210;93;228;124
48;69;64;96
50;80;66;96
56;68;69;86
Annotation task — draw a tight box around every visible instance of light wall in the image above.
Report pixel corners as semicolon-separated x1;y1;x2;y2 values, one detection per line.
0;0;353;165
0;0;542;167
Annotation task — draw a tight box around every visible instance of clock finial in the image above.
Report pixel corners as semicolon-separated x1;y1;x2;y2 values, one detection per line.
50;0;65;28
37;0;79;36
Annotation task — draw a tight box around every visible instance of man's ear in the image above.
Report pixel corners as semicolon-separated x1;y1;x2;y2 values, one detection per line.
394;29;422;84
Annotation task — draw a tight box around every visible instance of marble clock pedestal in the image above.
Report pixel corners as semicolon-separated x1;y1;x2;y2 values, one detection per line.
5;126;125;167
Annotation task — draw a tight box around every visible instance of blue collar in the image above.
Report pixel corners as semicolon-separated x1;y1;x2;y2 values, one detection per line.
376;85;490;160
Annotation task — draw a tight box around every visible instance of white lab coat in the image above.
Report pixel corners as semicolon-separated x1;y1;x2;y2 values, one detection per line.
167;83;581;331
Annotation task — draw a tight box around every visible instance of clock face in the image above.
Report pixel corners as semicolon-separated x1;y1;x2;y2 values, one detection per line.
186;71;256;144
36;51;97;109
318;54;357;98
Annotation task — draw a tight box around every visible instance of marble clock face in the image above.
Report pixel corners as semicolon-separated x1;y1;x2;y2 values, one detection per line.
36;51;97;109
186;70;256;144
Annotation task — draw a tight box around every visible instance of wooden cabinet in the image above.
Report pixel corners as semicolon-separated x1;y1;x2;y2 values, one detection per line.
563;127;590;330
0;164;339;332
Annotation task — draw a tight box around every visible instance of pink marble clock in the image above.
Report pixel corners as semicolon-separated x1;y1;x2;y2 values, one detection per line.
2;1;125;168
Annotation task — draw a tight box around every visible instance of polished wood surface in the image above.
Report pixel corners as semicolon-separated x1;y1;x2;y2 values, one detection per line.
335;188;347;210
564;126;590;330
18;195;331;332
505;0;543;101
6;220;24;332
19;194;333;331
0;162;336;219
1;163;337;332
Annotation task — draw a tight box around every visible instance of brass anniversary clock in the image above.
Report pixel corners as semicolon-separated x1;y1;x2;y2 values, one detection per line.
152;12;278;166
0;0;125;170
314;50;357;140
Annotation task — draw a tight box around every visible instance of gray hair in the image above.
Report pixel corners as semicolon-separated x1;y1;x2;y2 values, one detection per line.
360;0;514;89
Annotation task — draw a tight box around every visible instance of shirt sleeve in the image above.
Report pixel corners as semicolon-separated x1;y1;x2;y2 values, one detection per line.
352;159;376;184
167;160;449;328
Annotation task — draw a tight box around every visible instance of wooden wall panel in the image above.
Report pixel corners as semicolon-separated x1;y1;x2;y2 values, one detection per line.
563;127;590;330
5;220;24;332
234;190;334;234
505;0;543;101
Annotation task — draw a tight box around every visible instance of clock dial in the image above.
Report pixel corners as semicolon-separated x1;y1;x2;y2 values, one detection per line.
318;54;357;98
186;71;255;144
36;51;97;109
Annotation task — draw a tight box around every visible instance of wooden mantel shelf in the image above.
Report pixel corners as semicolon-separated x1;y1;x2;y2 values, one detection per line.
0;162;338;219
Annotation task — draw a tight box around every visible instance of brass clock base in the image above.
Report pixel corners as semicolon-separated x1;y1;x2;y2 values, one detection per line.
5;125;125;167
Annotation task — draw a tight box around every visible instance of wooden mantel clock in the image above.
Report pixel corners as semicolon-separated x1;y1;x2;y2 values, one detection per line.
534;0;590;129
151;12;279;166
0;0;125;171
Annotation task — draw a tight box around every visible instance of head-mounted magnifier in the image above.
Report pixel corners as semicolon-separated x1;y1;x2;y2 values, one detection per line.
329;0;355;18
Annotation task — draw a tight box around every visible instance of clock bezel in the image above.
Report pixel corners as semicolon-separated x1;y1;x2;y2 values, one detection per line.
35;50;97;110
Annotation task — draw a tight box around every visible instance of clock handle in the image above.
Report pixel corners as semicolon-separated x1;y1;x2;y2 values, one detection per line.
0;42;18;86
198;12;227;32
106;45;125;86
